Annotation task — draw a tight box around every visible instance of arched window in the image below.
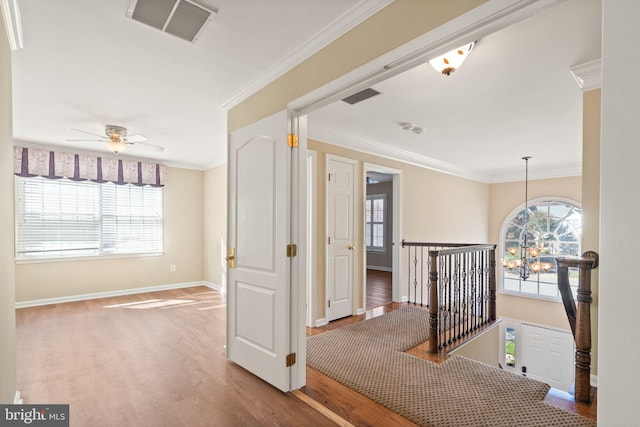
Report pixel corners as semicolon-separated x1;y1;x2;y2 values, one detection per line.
500;198;582;299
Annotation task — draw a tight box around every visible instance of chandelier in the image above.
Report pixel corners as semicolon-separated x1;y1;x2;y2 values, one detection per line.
502;156;552;280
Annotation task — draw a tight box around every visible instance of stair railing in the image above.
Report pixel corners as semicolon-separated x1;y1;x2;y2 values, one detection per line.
402;241;497;353
556;250;599;404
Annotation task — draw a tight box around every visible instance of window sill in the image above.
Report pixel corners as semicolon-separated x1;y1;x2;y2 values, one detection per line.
15;252;164;265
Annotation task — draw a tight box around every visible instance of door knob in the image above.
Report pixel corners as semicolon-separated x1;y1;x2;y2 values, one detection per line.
348;244;355;250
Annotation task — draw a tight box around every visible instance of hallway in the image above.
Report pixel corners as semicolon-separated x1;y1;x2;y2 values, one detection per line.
366;269;392;310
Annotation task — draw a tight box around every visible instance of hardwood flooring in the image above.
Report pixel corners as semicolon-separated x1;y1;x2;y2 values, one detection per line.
16;287;335;427
17;286;596;426
365;269;392;310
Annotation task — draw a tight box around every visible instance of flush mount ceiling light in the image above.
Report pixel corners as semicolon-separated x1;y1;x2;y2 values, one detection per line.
428;41;477;76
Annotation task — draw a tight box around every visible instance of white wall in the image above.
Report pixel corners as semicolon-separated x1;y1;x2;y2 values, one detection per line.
598;0;640;422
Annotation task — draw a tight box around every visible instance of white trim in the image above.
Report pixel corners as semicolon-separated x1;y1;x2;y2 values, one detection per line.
204;281;225;294
400;296;408;303
569;59;602;92
306;150;318;328
310;122;581;183
315;318;328;327
0;0;23;50
221;0;393;110
590;374;598;388
15;281;205;308
356;308;365;315
14;391;21;404
366;265;392;272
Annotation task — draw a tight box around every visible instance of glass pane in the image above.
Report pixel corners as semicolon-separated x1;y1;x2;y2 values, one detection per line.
373;198;384;222
505;327;516;368
372;224;384;247
365;199;372;223
365;224;371;247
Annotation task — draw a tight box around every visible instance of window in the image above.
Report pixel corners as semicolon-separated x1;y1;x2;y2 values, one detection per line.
365;194;386;252
505;327;516;368
501;198;581;299
15;176;163;260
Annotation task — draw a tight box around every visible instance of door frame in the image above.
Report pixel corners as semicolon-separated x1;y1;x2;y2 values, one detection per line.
362;163;402;305
286;0;562;390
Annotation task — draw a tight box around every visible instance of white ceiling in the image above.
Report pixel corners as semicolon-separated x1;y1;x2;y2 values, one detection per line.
10;0;601;182
309;0;602;182
10;0;386;169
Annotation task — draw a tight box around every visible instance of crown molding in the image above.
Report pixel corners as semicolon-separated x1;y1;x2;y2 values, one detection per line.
308;123;582;184
0;0;23;50
221;0;393;111
569;59;602;91
308;123;489;182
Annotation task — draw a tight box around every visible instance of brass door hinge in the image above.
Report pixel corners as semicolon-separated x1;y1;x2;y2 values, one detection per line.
287;133;298;148
328;300;331;308
286;244;297;257
286;352;296;367
225;247;235;268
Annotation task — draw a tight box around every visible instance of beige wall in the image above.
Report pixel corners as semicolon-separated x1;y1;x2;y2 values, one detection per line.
451;324;499;367
490;176;581;330
1;15;17;403
311;139;489;321
204;163;227;290
228;0;487;132
15;167;204;302
581;89;600;376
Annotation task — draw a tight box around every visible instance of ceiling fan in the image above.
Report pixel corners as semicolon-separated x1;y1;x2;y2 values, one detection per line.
67;125;164;154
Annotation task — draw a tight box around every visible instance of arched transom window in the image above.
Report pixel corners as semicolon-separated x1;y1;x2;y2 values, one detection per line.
501;198;582;299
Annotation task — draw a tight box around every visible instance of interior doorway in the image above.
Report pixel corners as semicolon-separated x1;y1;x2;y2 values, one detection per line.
363;163;401;309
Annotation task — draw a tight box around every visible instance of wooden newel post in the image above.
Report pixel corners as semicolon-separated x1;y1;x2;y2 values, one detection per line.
428;250;439;354
557;250;598;405
574;251;598;404
488;249;497;322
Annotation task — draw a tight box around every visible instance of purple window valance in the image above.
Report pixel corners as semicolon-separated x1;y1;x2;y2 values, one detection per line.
13;146;166;187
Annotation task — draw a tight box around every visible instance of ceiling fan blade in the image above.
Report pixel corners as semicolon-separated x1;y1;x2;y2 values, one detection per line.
132;141;164;152
65;139;105;142
70;128;106;139
125;134;149;143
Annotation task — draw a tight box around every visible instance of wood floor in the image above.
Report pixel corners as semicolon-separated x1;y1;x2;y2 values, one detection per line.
17;286;596;426
365;269;392;310
16;287;336;427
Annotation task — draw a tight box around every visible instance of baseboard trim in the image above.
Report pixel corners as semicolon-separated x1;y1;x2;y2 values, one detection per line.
400;296;409;303
15;281;206;309
14;391;21;404
591;374;598;388
204;281;225;293
366;265;392;272
356;308;365;315
315;318;328;327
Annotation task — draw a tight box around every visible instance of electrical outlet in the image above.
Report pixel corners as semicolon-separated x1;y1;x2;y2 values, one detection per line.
170;264;176;272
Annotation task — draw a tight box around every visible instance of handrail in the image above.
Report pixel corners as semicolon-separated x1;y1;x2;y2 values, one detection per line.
556;250;598;404
401;240;480;248
430;244;497;257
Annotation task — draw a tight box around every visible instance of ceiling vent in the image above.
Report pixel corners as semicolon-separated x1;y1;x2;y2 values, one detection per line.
127;0;216;43
341;88;381;105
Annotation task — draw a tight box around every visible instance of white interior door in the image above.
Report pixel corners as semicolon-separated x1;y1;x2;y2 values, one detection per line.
521;324;575;391
326;155;357;321
227;110;292;392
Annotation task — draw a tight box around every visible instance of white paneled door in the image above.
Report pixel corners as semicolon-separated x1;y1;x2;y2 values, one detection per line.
521;324;575;391
227;110;292;392
326;155;357;321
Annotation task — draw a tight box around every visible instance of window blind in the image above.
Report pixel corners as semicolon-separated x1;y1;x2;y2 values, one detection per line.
15;176;163;260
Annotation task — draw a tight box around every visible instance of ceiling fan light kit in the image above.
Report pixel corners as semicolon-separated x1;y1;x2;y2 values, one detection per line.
67;125;163;154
